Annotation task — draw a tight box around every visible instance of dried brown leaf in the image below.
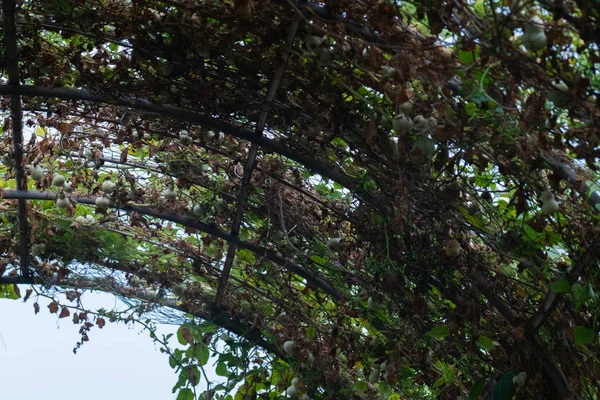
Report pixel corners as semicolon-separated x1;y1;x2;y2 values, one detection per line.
59;307;70;318
48;301;59;314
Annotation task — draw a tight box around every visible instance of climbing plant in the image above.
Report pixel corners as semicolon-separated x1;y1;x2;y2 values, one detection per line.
1;0;599;399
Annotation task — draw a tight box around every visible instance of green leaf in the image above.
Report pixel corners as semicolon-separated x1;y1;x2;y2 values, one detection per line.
572;283;587;305
489;370;517;400
427;325;450;339
306;327;316;339
236;248;256;265
550;278;570;293
195;342;210;366
176;388;194;400
465;102;477;116
353;381;368;392
0;284;20;300
433;376;447;388
469;378;486;400
458;50;474;64
376;381;392;395
456;205;487;231
216;362;229;377
477;336;494;350
574;326;595;346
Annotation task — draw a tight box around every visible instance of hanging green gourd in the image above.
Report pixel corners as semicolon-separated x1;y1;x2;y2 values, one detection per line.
392;113;413;134
163;185;177;200
52;173;65;187
521;16;546;52
30;165;44;181
56;193;69;208
541;190;559;214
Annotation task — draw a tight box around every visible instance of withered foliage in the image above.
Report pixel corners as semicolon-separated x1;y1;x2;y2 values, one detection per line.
0;0;599;398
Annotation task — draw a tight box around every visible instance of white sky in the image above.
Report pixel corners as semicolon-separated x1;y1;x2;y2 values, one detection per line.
0;289;220;399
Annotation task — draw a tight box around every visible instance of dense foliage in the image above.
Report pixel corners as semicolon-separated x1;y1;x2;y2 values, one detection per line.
1;0;599;399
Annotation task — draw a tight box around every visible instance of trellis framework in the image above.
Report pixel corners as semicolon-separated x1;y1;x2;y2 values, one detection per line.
0;0;599;399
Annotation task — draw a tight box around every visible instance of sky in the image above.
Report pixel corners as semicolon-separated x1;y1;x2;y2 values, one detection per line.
0;288;220;399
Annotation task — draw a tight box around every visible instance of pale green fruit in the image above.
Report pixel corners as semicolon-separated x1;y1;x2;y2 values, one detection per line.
380;65;396;79
52;174;65;186
306;35;324;53
192;204;206;217
64;182;73;193
30;166;44;181
203;130;215;141
286;386;300;397
326;238;341;253
291;377;300;386
179;132;192;146
163;187;177;200
300;394;310;400
56;196;69;208
74;215;95;225
172;284;186;298
413;136;437;159
522;29;546;52
368;368;380;383
541;191;559;215
101;180;116;194
1;155;12;167
95;196;109;209
283;340;296;354
31;243;46;256
513;371;527;387
413;115;429;133
276;311;287;323
399;101;413;113
367;296;378;311
392;113;413;134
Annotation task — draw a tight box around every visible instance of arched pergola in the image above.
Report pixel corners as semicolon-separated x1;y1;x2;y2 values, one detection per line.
1;0;599;398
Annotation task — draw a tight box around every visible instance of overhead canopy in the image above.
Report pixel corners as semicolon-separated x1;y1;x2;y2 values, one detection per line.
1;0;599;398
